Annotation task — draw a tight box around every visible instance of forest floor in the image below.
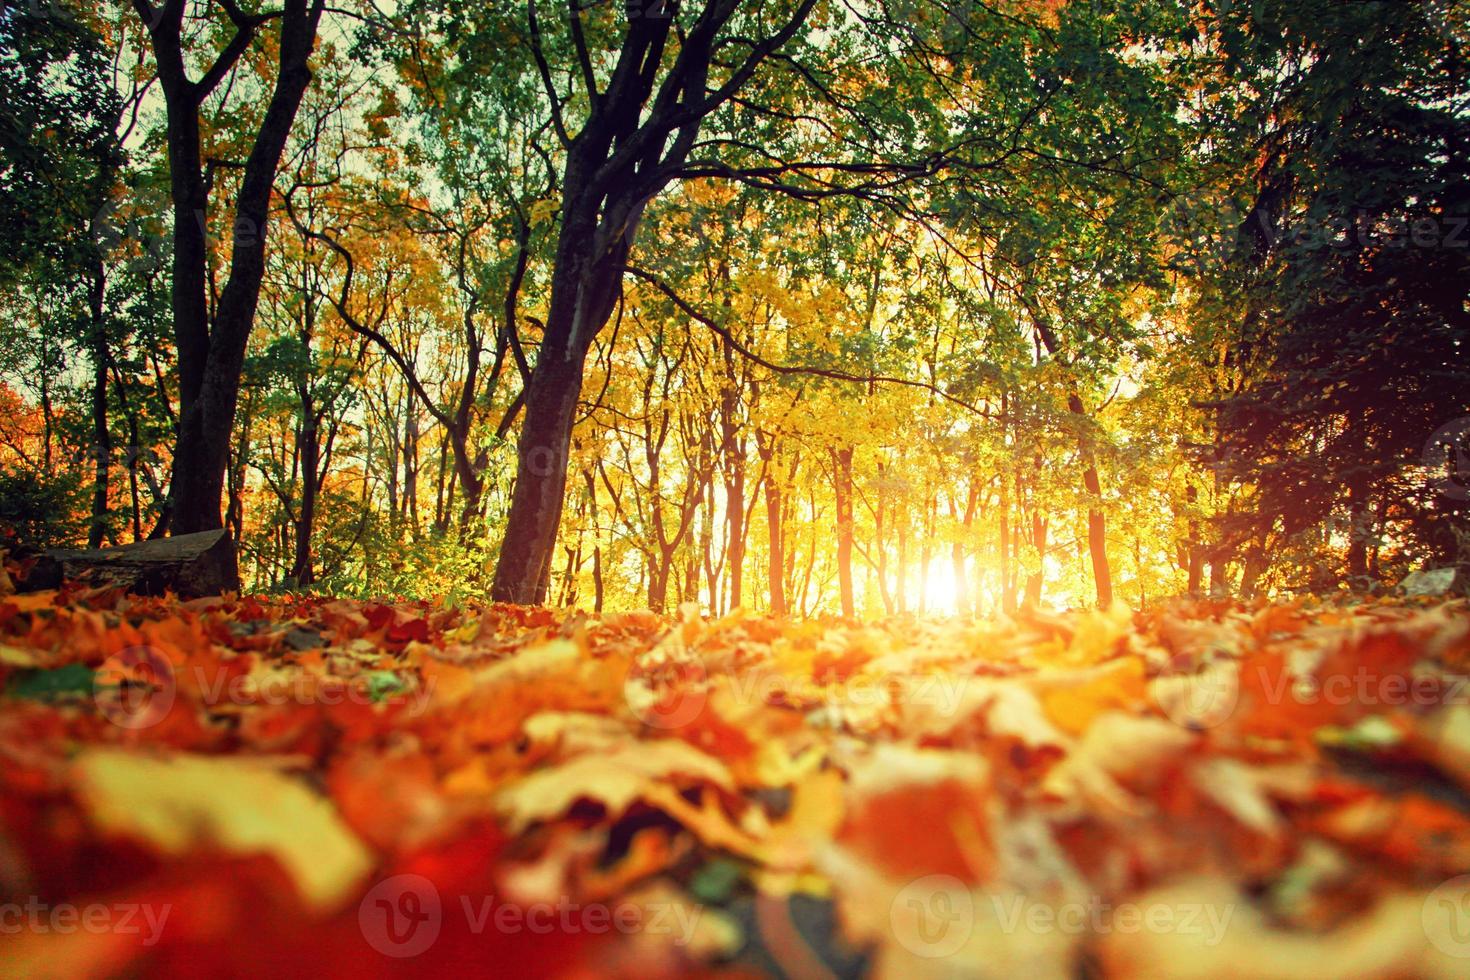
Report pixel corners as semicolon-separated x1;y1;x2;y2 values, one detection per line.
2;583;1470;978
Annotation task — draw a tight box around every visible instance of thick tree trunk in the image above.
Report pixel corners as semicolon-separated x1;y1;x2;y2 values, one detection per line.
723;429;746;610
592;545;605;612
1346;485;1369;581
492;343;589;603
1186;485;1204;596
1083;472;1112;607
487;0;817;604
491;182;627;603
144;0;324;593
403;412;420;534
648;549;674;614
1000;476;1014;614
950;481;977;617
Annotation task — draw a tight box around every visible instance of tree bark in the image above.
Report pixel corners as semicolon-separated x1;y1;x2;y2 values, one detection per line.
290;409;318;586
832;446;856;618
48;529;234;597
1024;512;1047;608
756;429;786;617
1186;484;1204;596
87;259;112;549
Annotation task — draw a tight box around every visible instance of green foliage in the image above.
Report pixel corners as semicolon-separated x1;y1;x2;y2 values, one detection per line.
0;466;88;549
0;0;122;284
4;663;96;700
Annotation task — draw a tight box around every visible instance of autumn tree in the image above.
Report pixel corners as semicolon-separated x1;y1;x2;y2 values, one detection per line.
131;0;326;587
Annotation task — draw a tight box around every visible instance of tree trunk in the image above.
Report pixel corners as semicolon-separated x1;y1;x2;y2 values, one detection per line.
950;481;977;617
1346;484;1369;581
832;446;856;618
649;548;674;614
145;0;325;592
290;410;318;586
87;261;111;549
1067;391;1113;608
1000;479;1014;614
723;423;746;610
1025;513;1047;608
488;0;817;603
493;341;592;603
756;431;786;617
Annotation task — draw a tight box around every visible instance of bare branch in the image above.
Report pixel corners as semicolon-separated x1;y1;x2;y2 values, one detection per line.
527;0;574;148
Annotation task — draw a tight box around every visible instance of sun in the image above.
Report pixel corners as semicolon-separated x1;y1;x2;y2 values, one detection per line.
923;563;964;617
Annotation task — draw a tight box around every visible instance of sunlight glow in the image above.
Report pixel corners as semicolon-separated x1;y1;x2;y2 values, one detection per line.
923;563;964;617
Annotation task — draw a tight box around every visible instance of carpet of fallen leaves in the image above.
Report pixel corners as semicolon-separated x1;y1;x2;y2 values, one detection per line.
3;582;1470;979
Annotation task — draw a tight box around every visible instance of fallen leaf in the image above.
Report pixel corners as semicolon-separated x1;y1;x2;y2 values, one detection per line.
73;749;372;911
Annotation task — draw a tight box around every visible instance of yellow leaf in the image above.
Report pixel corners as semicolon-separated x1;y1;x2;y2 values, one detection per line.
0;643;42;667
496;739;733;832
1039;658;1148;736
73;750;373;912
1065;601;1135;665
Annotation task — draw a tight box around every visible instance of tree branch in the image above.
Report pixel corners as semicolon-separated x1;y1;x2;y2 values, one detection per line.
622;266;1002;421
